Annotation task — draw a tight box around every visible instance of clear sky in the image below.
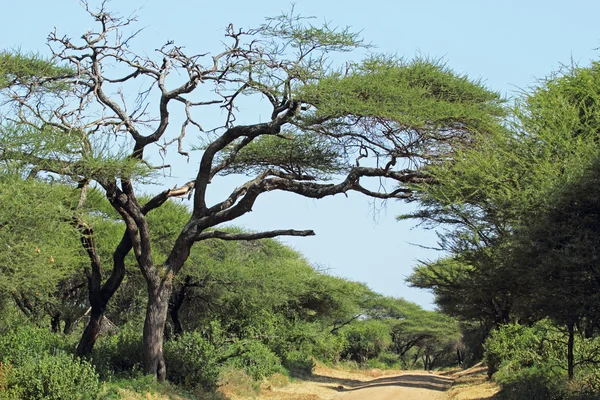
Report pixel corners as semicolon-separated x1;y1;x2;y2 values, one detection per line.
2;0;599;309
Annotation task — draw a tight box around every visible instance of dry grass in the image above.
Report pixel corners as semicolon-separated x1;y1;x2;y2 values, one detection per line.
444;363;500;400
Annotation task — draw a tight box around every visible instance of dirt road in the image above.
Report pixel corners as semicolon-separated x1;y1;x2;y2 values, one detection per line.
332;372;453;400
258;367;455;400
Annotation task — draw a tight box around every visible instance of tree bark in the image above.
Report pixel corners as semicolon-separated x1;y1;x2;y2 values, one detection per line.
75;231;130;358
567;322;575;380
76;305;105;357
143;280;172;382
168;279;189;337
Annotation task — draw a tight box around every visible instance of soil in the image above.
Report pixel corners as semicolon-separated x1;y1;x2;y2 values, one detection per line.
255;366;455;400
251;363;498;400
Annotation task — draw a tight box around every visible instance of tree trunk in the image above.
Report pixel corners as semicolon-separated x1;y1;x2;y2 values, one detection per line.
567;322;575;380
76;305;105;357
143;281;172;382
168;279;189;337
76;231;129;358
50;313;61;333
456;346;464;367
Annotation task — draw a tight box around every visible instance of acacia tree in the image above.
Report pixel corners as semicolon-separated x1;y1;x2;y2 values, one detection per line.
0;3;504;380
405;60;600;376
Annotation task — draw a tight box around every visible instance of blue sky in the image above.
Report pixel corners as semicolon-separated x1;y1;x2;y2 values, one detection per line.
2;1;599;309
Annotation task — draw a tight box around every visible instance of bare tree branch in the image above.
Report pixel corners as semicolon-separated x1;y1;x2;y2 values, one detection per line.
194;229;315;241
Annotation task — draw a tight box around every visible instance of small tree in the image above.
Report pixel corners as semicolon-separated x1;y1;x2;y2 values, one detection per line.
0;3;504;380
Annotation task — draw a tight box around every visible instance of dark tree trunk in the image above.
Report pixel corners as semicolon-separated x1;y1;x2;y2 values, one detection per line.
567;322;575;380
143;281;172;382
76;306;105;357
63;318;74;335
168;277;191;337
75;231;130;358
50;313;61;333
457;346;463;367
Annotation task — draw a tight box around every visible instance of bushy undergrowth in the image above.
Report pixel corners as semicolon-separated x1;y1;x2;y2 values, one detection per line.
2;352;100;400
226;341;285;380
340;320;392;363
163;331;220;389
0;325;70;366
485;322;600;400
281;350;315;375
92;324;144;378
0;325;99;400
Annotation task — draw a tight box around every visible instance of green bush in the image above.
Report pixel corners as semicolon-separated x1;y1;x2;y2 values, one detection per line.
370;351;401;369
484;322;562;377
92;324;143;378
0;325;67;367
494;365;565;400
2;352;100;400
567;370;600;400
311;333;347;364
163;331;220;390
227;341;285;380
341;320;392;364
282;350;315;375
98;374;201;400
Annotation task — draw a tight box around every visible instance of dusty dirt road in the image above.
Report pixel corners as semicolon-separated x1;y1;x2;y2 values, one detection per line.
332;372;454;400
258;366;455;400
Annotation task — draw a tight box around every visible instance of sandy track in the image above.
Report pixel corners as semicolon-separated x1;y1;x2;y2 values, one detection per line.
258;367;454;400
332;372;453;400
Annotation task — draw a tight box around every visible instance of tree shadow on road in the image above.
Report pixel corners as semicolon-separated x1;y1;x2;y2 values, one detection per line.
304;372;454;392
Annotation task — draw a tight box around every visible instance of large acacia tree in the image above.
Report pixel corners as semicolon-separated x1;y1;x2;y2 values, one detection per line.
0;3;504;380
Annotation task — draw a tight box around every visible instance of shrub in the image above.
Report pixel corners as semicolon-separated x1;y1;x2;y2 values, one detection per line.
484;322;562;377
0;362;12;392
97;374;201;400
567;370;600;400
370;351;401;369
312;333;346;364
227;341;285;380
0;325;67;367
217;367;261;398
92;324;143;378
3;352;100;400
281;350;315;375
163;331;220;390
341;320;392;364
494;365;565;400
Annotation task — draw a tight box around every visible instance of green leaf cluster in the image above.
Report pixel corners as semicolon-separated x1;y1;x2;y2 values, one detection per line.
218;132;346;177
0;51;73;90
300;57;505;135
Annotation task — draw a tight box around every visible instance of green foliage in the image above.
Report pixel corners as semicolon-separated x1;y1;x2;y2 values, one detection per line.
218;132;346;177
163;332;220;389
309;331;347;364
300;56;505;135
484;322;564;378
0;51;73;90
97;375;200;400
2;352;100;400
494;365;565;400
92;324;143;378
226;341;285;380
0;325;69;367
366;351;401;369
508;155;600;328
403;61;600;375
567;370;600;400
281;350;315;375
341;319;392;363
0;175;84;298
